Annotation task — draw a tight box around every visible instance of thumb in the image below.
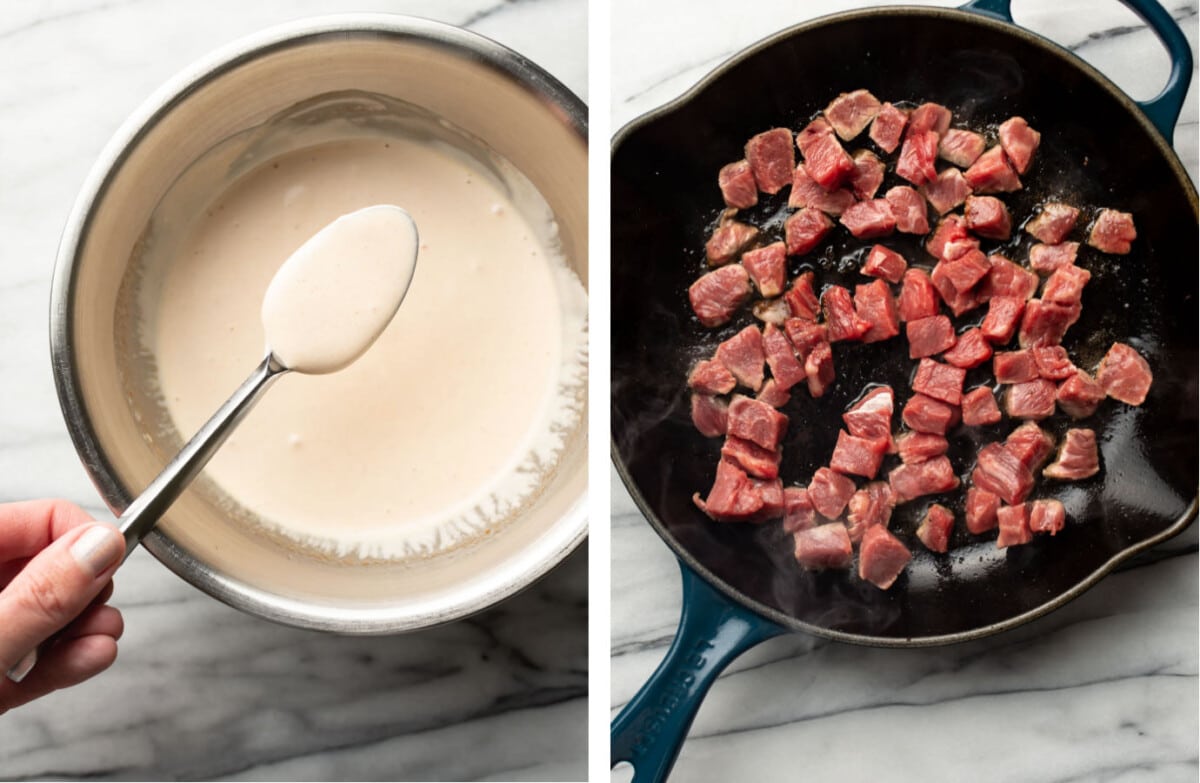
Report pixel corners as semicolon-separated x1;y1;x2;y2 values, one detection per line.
0;523;124;675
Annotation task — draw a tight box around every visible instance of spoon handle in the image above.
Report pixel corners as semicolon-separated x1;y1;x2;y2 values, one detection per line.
118;354;287;558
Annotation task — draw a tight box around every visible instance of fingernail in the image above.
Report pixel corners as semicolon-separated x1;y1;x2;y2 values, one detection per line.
6;648;37;683
70;525;124;578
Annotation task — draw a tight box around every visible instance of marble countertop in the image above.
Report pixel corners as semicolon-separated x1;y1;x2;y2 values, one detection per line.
0;1;586;781
610;1;1199;781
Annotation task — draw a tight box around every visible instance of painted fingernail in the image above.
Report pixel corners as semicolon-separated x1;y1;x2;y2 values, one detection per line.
69;525;123;578
6;648;37;683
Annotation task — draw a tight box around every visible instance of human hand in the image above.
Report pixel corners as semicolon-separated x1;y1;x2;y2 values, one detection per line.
0;500;125;715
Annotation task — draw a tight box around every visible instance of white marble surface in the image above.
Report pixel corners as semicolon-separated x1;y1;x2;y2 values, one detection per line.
610;1;1199;781
0;1;586;780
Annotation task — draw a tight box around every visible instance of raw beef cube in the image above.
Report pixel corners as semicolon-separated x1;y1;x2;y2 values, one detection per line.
825;89;883;140
694;459;764;522
802;130;856;190
805;341;836;398
938;128;986;168
898;269;941;322
843;386;895;444
885;186;930;234
938;249;992;292
859;526;912;589
943;328;993;369
917;503;955;553
931;261;987;318
1096;342;1153;405
753;298;792;327
751;477;785;521
912;358;966;405
1057;370;1105;418
824;285;872;342
1029;498;1066;535
689;357;736;395
757;378;792;408
964;146;1021;193
691;394;729;438
721;435;781;479
1005;378;1057;420
785;317;828;356
785;208;835;255
982;255;1039;300
965;487;1001;534
705;220;759;266
854;279;901;343
1088;209;1137;254
896;130;939;186
794;522;853;569
690;265;752;327
981;296;1026;344
964;195;1012;240
796;117;836;158
1044;428;1099;480
789;165;856;215
1029;242;1080;274
862;245;908;284
869;101;908;153
716;325;765;391
996;503;1033;548
808;467;857;518
726;394;788;451
994;350;1038;384
1033;345;1075;380
1026;203;1079;244
718;160;758;209
896;432;949;464
906;315;957;359
902;393;958;435
998;117;1040;174
961;387;1002;426
926;215;972;261
1004;421;1055;470
744;128;795;194
922;168;972;215
841;199;897;239
908;102;953;136
846;481;895;542
1018;299;1080;348
972;443;1034;505
762;323;806;390
830;429;887;479
783;487;819;533
889;456;959;503
850;150;886;199
742;242;787;298
784;271;821;321
1042;264;1091;307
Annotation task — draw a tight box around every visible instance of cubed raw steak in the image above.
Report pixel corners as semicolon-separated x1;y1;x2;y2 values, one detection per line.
762;323;806;390
965;487;1001;534
926;215;972;260
908;102;953;135
931;261;987;318
705;220;759;267
896;130;939;186
938;128;986;168
862;244;908;284
727;394;788;451
718;160;758;210
691;394;729;438
964;195;1012;240
1044;428;1099;480
825;89;883;140
1029;242;1080;274
996;503;1033;548
896;269;939;322
843;386;895;444
982;255;1039;300
788;165;857;215
805;340;836;398
964;146;1021;193
1087;209;1137;254
902;393;958;435
797;117;836;158
938;248;992;292
744;128;795;194
1096;341;1153;405
885;186;930;234
785;317;828;356
1026;203;1079;244
961;386;1002;426
840;199;897;239
1004;421;1055;470
793;522;853;569
802;130;856;190
854;279;901;343
824;285;872;342
783;487;820;533
917;503;955;553
981;296;1026;344
742;242;787;298
896;432;949;463
998;117;1040;174
942;328;993;369
859;526;912;589
809;467;857;518
906;315;957;359
913;358;966;405
721;434;781;479
869;102;908;153
785;208;835;255
694;459;763;522
753;298;792;327
889;456;959;503
922;168;972;215
972;443;1034;505
784;271;821;320
757;378;792;408
850;150;886;199
1057;370;1105;418
1005;378;1057;420
1032;345;1075;380
1018;299;1080;348
1029;498;1066;535
830;429;887;479
716;325;765;391
994;350;1038;383
690;265;752;327
689;357;736;395
846;481;895;542
752;478;785;521
1042;264;1091;307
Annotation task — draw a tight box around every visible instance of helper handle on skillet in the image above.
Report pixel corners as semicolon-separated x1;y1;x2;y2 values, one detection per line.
611;561;786;783
961;0;1192;140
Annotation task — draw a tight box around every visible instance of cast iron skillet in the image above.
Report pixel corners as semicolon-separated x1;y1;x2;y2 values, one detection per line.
610;1;1197;780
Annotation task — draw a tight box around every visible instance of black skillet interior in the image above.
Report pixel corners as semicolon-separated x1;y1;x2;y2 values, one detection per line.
611;8;1198;642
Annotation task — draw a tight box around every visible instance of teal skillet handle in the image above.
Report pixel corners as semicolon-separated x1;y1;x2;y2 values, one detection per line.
960;0;1192;140
611;561;787;783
